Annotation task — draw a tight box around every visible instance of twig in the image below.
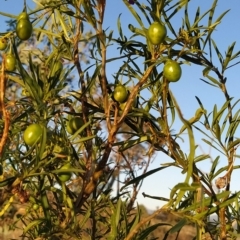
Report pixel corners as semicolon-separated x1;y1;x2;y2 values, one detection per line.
0;55;10;157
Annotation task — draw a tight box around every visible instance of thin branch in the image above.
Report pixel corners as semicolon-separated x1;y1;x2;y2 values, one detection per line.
0;55;10;157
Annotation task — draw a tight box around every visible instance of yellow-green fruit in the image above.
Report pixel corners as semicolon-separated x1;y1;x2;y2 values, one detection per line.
23;124;43;146
16;19;33;40
163;60;182;82
0;38;7;51
113;85;128;103
17;12;29;21
148;22;167;45
66;117;84;135
58;163;72;183
32;203;39;210
5;54;16;71
66;124;74;135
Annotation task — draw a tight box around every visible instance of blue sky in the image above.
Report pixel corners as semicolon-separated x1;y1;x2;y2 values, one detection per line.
1;0;240;211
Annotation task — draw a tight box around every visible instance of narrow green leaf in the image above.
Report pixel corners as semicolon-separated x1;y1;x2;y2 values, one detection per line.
72;135;96;144
181;191;231;213
208;156;220;181
52;168;84;174
195;192;240;219
212;104;217;124
167;92;175;127
55;9;71;38
203;0;229;50
109;205;117;240
169;218;187;233
227;139;240;151
0;177;17;188
191;8;212;30
0;11;18;18
23;219;45;233
202;10;230;50
199;78;219;88
117;135;151;152
166;0;189;21
193;7;200;25
162;11;177;37
202;138;225;155
139;223;170;239
79;205;91;228
115;199;122;228
69;120;92;141
82;65;101;96
213;120;221;141
135;0;151;25
35;27;60;37
6;75;25;87
81;0;96;28
40;191;51;221
117;14;124;40
204;74;221;87
213;165;240;179
212;99;232;127
194;154;210;163
120;166;169;191
169;90;195;208
129;206;141;233
229;50;240;63
225;113;240;144
13;43;42;104
184;3;191;31
208;0;217;26
223;42;236;70
221;114;230;140
122;0;144;29
211;39;223;64
128;24;146;37
28;53;37;82
39;125;47;161
202;66;211;77
170;183;198;200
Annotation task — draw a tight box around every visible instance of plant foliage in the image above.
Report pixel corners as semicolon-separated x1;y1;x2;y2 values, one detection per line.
0;0;239;239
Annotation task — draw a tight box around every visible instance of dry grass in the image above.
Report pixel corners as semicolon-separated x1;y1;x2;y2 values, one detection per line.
0;200;200;240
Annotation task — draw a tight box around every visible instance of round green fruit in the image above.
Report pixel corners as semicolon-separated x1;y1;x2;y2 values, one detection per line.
148;22;167;45
66;124;74;135
58;163;72;183
17;12;29;21
113;85;128;103
32;203;40;210
163;60;182;82
0;38;7;51
5;54;16;71
16;19;32;40
66;117;84;135
23;124;43;146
